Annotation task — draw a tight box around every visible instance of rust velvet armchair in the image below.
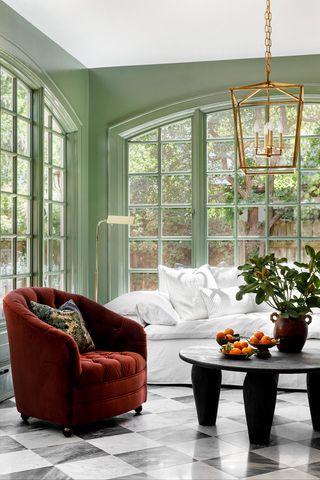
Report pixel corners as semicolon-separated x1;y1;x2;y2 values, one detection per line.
3;287;147;436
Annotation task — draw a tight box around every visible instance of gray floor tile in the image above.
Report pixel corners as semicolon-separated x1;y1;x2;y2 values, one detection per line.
33;441;108;464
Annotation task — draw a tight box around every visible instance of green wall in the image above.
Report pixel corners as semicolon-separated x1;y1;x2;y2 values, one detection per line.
88;54;320;299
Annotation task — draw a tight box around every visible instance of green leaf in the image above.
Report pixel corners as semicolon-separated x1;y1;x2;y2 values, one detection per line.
255;289;265;305
305;244;316;259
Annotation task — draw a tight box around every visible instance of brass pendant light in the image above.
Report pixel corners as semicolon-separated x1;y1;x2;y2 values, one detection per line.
230;0;304;175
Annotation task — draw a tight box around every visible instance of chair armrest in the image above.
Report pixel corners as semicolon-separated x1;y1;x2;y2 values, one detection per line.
3;300;82;380
77;296;147;359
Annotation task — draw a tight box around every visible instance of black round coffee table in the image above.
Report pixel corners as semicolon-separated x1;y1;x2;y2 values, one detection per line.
179;346;320;445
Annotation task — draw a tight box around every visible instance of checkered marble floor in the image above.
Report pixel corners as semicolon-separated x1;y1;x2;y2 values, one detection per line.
1;386;320;479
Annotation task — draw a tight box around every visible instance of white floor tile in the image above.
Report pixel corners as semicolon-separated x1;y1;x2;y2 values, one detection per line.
148;461;237;479
172;436;246;461
190;417;247;436
242;467;319;479
56;455;140;480
88;432;160;454
272;422;320;441
145;398;191;414
0;450;51;475
11;429;82;449
255;442;320;467
118;412;174;432
275;405;311;422
147;386;193;398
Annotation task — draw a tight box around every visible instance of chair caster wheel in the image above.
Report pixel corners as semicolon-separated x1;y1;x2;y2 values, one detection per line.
63;427;73;437
134;405;142;415
21;414;30;423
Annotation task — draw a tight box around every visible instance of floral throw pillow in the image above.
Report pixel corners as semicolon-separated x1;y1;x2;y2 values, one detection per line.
30;300;95;353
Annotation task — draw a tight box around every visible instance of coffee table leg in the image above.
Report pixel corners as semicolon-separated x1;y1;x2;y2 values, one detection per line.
191;365;221;425
243;372;278;445
307;372;320;431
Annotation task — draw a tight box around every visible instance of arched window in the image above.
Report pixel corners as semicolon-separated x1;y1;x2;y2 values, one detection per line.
126;104;320;291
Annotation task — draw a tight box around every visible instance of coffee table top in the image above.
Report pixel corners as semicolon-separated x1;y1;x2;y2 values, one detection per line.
179;346;320;374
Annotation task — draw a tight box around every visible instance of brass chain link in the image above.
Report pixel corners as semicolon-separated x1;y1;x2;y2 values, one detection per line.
265;0;272;82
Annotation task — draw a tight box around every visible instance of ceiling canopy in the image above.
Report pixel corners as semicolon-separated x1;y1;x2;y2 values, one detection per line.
3;0;320;68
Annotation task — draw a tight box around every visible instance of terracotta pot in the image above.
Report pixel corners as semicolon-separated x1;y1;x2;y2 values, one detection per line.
270;312;312;353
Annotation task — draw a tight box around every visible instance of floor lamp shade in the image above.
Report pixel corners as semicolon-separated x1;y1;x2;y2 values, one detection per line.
95;215;134;302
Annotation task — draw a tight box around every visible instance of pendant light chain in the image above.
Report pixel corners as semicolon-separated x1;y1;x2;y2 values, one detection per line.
265;0;272;83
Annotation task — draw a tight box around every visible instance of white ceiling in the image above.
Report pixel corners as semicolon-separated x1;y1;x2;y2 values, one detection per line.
3;0;320;68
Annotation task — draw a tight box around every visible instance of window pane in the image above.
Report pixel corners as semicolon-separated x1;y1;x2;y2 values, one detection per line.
301;241;320;261
52;169;64;201
1;194;13;234
270;105;298;136
0;278;13;317
17;239;29;274
269;240;297;262
132;129;158;142
207;141;234;171
161;143;191;172
50;274;64;289
161;119;191;140
44;202;49;236
52;204;64;236
301;206;320;237
1;111;13;151
43;274;49;287
17;198;30;234
52;239;63;271
207;174;234;204
44;167;49;200
300;138;320;168
52;134;64;167
1;153;13;192
301;104;320;135
17;118;31;156
162;240;192;267
130;241;158;268
162;175;192;204
129;143;158;173
301;172;320;203
130;273;158;291
238;240;266;264
208;207;234;236
44;131;49;162
207;111;233;138
43;239;49;272
129;176;158;205
17;81;31;118
269;207;297;237
238;173;266;204
269;174;298;203
17;158;30;195
238;206;266;236
1;69;13;110
16;277;30;289
0;239;13;275
129;208;158;237
208;240;234;265
52;117;63;134
162;208;192;236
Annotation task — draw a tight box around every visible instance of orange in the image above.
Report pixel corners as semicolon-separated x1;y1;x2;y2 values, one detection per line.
240;341;248;348
254;331;264;340
229;348;242;355
250;335;259;345
260;335;272;345
242;347;252;355
224;328;234;335
233;341;242;349
216;331;226;339
225;334;234;341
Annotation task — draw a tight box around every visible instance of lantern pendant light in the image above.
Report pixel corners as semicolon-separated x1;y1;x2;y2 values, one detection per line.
230;0;304;175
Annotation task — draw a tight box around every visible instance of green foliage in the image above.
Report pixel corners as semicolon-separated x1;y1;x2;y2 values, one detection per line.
237;245;320;318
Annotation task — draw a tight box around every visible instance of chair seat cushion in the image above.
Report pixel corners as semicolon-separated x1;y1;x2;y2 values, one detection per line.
77;351;146;386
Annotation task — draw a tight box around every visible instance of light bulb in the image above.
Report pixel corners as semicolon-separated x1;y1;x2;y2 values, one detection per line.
264;123;269;135
268;120;273;132
278;121;283;133
254;120;260;133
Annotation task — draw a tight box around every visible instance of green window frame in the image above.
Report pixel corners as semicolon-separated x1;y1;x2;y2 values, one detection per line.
107;98;320;300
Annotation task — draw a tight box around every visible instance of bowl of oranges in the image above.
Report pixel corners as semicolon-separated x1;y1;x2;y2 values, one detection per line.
248;331;279;359
220;340;255;359
215;328;240;346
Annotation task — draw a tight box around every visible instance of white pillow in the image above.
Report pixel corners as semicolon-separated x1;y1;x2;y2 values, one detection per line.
209;264;244;289
200;286;255;317
136;302;179;326
158;265;196;294
161;264;217;321
104;290;178;326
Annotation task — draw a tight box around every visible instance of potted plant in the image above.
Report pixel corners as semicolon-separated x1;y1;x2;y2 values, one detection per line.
236;245;320;353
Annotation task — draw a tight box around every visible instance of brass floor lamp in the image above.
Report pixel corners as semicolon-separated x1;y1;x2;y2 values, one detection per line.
95;215;134;302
